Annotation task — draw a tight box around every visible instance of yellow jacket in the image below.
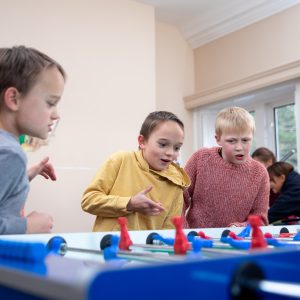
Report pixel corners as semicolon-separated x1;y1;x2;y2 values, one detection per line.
81;150;190;231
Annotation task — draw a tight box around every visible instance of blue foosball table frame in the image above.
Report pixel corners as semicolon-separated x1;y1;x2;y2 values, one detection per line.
0;225;299;300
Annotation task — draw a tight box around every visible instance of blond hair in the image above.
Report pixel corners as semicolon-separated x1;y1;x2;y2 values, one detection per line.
215;106;255;136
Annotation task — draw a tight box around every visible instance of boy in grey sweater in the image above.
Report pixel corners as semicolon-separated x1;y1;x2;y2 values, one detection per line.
0;46;66;234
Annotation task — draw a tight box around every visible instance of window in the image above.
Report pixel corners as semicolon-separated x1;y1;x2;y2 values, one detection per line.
274;104;297;167
194;80;299;170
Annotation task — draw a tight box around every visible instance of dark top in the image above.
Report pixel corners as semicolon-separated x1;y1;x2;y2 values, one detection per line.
269;190;279;207
268;171;300;223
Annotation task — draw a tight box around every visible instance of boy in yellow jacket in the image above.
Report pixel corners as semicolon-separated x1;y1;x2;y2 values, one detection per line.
81;111;190;231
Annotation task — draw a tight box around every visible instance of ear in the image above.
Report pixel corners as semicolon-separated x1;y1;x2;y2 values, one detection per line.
138;135;145;149
215;134;221;145
266;159;273;168
3;87;20;111
279;174;286;182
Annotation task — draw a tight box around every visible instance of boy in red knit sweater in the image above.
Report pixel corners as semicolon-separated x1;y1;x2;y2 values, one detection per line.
183;107;269;228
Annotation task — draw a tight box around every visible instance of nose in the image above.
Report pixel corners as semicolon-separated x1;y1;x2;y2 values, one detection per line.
165;147;177;158
235;141;243;150
51;108;60;121
165;147;174;156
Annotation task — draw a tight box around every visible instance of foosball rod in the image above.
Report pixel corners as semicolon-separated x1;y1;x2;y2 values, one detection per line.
231;262;300;299
64;245;184;262
131;241;248;257
101;233;248;257
47;236;185;263
149;231;233;249
257;280;300;298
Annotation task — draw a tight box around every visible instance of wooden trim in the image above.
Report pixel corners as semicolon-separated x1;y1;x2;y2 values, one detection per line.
184;60;300;110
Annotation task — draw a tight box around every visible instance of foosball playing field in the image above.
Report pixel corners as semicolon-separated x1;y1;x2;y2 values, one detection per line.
1;215;300;299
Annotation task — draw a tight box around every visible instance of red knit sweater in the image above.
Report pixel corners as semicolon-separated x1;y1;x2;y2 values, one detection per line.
183;147;269;228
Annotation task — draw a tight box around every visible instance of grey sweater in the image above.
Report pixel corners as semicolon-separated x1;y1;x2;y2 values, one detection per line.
0;130;28;234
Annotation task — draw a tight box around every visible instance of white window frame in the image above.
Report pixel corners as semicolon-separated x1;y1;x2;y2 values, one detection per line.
194;80;300;168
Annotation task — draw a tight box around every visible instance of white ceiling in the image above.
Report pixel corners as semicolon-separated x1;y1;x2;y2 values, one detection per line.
136;0;300;48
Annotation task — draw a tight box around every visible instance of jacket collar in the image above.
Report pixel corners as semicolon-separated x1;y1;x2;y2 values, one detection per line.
135;150;190;188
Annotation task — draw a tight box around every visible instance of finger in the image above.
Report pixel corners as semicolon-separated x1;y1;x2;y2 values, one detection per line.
42;164;57;180
40;156;50;167
41;170;53;179
150;209;162;215
140;185;153;195
151;202;165;211
143;198;165;211
143;209;161;216
49;166;57;181
40;173;50;179
152;207;163;213
144;204;164;215
50;173;57;181
155;202;165;210
45;169;56;181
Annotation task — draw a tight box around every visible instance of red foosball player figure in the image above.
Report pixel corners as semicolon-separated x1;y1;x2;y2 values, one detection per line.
248;215;267;249
172;216;190;255
198;231;212;239
118;217;133;250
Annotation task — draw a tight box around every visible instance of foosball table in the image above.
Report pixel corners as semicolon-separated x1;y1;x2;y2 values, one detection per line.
0;216;300;300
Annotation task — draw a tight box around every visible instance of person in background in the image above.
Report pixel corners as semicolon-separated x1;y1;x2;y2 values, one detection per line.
252;147;278;207
81;111;190;231
183;106;269;228
251;147;276;168
0;45;66;234
267;162;300;224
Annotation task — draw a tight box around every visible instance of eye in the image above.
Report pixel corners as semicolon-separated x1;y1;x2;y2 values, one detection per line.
47;101;56;107
227;139;235;144
158;142;167;148
242;138;251;143
174;145;181;151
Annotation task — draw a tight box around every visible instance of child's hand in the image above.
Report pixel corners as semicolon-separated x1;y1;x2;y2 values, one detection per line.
26;211;53;233
127;186;165;216
27;157;57;181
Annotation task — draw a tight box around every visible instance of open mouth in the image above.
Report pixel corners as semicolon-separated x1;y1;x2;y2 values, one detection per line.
235;154;244;160
161;159;171;164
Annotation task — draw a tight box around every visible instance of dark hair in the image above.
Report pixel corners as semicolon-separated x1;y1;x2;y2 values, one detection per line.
0;45;66;98
140;111;184;140
267;162;294;181
252;147;276;164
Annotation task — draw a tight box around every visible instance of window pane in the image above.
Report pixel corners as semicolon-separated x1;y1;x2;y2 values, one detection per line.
274;104;298;169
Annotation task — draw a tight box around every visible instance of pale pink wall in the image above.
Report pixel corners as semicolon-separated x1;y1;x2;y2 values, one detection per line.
0;0;156;232
194;4;300;93
155;22;195;164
